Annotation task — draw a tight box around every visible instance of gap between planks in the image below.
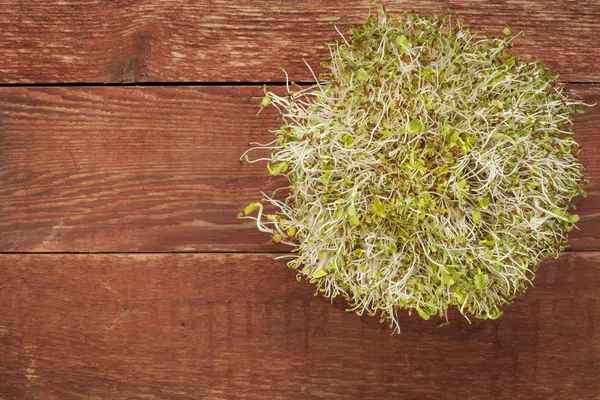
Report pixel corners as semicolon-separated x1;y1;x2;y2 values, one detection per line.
0;249;597;255
0;81;598;88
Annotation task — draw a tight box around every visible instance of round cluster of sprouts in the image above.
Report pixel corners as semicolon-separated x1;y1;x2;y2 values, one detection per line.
238;9;588;332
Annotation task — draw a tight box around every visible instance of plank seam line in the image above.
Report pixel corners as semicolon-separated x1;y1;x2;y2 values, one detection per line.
0;249;596;255
0;82;316;88
0;81;597;88
0;251;291;255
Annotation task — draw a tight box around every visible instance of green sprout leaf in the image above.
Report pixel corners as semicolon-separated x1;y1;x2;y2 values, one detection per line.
394;34;411;54
475;273;487;291
441;270;455;286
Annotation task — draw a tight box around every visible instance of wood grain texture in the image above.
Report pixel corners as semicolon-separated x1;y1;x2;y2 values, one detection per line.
1;85;598;252
0;252;598;400
0;0;599;84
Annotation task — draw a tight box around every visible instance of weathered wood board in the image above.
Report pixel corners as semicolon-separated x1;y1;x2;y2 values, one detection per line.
0;1;599;83
0;253;599;399
1;85;598;252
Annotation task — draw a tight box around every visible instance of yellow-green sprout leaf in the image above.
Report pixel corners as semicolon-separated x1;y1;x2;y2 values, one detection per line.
488;310;504;320
409;119;424;133
287;226;297;236
342;134;355;147
475;273;487;291
372;198;386;218
312;268;327;278
357;69;368;82
260;95;271;108
453;291;465;304
480;198;489;209
352;248;365;257
267;161;289;176
492;99;505;110
441;270;455;286
273;233;282;243
394;34;411;54
483;235;496;246
417;307;431;320
277;161;289;174
569;214;580;223
348;216;360;227
472;210;481;223
503;25;512;36
243;202;261;216
346;204;357;218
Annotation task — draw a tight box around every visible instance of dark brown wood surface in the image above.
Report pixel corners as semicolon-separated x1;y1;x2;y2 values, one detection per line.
1;85;598;252
1;1;599;399
0;252;599;400
0;0;599;83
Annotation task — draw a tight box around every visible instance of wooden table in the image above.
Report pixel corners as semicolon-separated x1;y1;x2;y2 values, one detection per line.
1;1;599;399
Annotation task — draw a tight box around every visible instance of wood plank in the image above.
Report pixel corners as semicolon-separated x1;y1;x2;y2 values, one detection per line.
0;86;282;252
0;252;599;399
0;1;599;83
1;85;598;252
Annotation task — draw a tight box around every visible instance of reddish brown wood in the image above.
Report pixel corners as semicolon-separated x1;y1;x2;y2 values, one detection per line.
1;85;597;252
0;252;598;399
0;1;599;83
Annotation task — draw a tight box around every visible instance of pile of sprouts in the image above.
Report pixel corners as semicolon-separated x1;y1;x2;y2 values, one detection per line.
238;9;588;332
